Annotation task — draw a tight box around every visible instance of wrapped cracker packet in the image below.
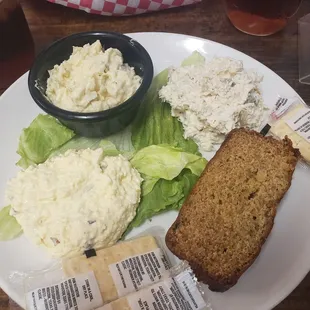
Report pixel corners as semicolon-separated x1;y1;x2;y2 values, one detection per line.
97;261;212;310
47;0;201;16
23;234;173;310
62;235;172;303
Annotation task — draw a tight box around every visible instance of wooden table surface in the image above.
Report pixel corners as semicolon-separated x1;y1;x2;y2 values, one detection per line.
0;0;310;309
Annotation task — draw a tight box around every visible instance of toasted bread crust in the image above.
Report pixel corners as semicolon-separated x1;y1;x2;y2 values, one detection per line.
166;128;300;291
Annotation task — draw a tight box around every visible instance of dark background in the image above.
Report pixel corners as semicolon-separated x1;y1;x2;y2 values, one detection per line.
0;0;309;309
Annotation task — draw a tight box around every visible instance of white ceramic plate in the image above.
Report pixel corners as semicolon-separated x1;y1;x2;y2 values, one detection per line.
0;32;309;310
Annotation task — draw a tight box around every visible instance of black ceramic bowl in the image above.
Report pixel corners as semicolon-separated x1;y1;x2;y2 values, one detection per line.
28;31;153;137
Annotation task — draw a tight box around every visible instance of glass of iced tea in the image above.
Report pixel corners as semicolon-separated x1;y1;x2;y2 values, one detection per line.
0;0;35;91
223;0;303;36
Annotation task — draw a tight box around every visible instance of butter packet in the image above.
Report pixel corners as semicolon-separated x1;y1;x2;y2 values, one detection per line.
23;232;172;310
261;96;310;166
97;261;213;310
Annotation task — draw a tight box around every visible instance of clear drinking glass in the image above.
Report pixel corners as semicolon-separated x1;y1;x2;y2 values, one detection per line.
299;14;310;85
223;0;303;36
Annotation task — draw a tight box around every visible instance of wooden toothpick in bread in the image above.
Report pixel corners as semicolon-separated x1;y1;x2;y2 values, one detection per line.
166;128;300;292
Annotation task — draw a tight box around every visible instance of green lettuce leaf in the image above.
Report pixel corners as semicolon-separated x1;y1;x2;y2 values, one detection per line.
50;137;128;158
17;115;75;168
131;52;205;154
17;115;134;165
99;135;135;160
131;70;199;154
99;140;122;156
140;174;159;196
127;141;207;234
181;51;206;66
130;145;207;180
174;171;199;209
52;137;132;160
125;169;199;234
0;206;22;241
50;136;102;157
105;125;134;154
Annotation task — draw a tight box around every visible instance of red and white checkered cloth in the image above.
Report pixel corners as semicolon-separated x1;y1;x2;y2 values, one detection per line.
48;0;201;16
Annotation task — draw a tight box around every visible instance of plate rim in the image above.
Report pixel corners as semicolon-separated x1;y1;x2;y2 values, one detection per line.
0;31;309;310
